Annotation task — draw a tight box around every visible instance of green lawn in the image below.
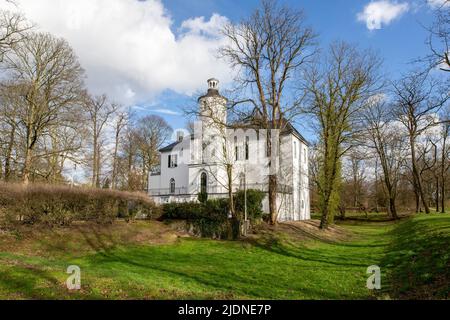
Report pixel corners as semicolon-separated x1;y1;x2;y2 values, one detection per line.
0;214;448;300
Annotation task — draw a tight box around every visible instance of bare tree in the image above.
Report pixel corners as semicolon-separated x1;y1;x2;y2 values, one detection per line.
438;107;450;212
219;0;317;224
2;32;84;185
0;9;30;61
135;115;172;191
345;149;367;209
111;111;128;189
121;125;140;190
392;71;449;213
304;42;383;229
82;94;119;188
0;81;21;181
417;137;440;211
363;100;408;219
423;0;450;72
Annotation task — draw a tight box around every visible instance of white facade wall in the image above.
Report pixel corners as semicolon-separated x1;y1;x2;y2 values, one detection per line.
148;79;310;221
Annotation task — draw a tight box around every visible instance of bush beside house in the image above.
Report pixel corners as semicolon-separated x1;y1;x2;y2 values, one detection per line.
161;189;266;239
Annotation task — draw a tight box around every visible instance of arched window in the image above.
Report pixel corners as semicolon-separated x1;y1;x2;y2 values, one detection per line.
200;172;208;194
170;179;176;194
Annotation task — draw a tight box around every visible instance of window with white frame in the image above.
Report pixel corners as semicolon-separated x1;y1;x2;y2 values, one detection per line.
168;155;178;168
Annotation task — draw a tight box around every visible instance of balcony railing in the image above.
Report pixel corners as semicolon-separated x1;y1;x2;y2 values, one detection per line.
148;183;293;196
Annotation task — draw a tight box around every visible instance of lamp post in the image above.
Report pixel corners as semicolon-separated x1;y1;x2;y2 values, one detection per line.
243;164;248;236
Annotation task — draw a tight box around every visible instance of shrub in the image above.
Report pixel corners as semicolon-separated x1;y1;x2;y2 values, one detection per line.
161;198;239;239
0;183;159;229
234;189;266;221
160;193;266;240
197;191;208;204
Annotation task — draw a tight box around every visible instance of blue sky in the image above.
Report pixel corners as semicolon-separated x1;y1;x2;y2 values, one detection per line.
2;0;443;143
155;0;438;140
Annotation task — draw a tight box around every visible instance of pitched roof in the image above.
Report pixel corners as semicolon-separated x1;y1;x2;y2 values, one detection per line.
233;108;310;146
159;141;182;153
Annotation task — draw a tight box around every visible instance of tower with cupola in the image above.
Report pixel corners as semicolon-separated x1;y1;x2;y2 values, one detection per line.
196;78;228;164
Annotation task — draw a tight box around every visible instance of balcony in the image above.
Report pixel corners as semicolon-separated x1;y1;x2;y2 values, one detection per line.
148;183;293;197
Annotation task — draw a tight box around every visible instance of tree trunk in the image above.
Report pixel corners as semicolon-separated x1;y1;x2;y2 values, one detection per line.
112;133;119;189
267;128;279;225
442;179;446;214
389;196;398;220
436;176;439;213
414;189;421;213
23;147;32;185
227;164;235;217
96;147;101;188
4;125;16;181
92;138;97;187
441;129;447;214
22;124;36;185
410;138;430;213
269;174;278;225
379;154;398;220
320;196;330;229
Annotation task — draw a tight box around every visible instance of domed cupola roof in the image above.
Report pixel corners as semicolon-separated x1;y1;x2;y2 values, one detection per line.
198;78;227;101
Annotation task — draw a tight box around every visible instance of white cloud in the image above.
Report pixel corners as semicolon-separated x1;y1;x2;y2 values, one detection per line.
357;1;410;30
131;105;181;116
151;108;181;116
180;13;228;37
0;0;233;105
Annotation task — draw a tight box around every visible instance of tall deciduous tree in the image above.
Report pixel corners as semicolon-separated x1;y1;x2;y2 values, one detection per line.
363;100;408;219
135;115;172;191
0;9;30;61
82;94;119;188
304;42;383;229
438;107;449;213
111;111;128;189
392;71;449;214
220;0;317;224
3;32;84;184
424;0;450;72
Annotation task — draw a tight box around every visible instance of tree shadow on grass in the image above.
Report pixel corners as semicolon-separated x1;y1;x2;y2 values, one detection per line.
2;221;383;300
380;216;450;299
280;223;388;248
247;228;385;269
0;262;65;299
72;226;370;299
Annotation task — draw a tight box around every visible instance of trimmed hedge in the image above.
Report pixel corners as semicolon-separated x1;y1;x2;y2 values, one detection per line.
0;183;160;229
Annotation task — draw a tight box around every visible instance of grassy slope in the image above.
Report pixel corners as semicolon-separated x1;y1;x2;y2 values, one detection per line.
0;214;448;300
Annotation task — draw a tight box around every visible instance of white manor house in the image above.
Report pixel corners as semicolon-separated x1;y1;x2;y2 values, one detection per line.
149;79;310;222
